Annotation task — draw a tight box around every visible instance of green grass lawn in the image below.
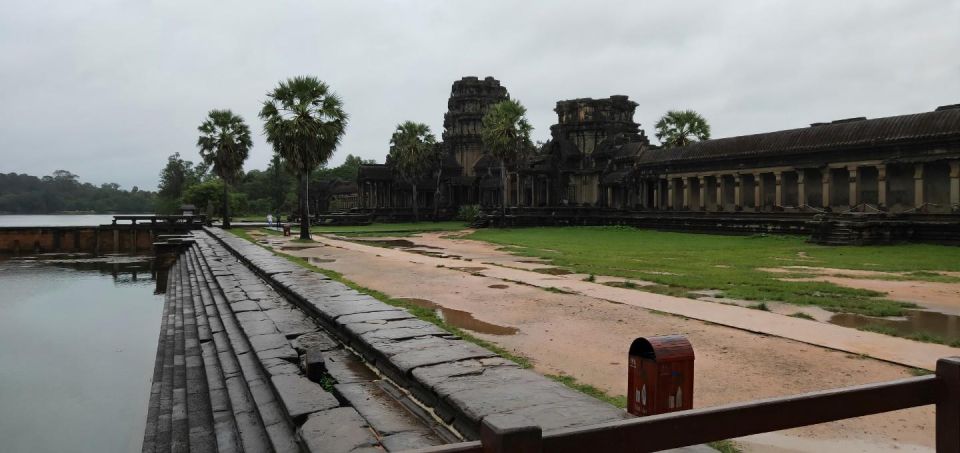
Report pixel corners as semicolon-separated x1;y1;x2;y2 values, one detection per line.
466;226;960;316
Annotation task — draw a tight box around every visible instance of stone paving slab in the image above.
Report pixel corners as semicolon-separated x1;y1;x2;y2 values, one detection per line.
292;331;340;354
271;373;341;420
321;349;380;384
203;227;634;443
299;407;381;453
335;381;443;449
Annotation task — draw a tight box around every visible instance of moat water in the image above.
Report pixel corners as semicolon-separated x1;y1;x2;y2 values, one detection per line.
0;254;165;453
0;214;146;227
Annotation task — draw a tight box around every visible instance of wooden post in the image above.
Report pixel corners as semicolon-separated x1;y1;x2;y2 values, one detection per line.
481;414;542;453
936;357;960;453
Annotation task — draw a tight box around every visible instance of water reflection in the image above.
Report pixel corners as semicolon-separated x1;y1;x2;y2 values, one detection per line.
831;310;960;342
10;253;172;294
398;298;519;335
0;253;167;452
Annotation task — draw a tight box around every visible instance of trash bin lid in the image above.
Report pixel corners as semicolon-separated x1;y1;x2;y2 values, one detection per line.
629;335;694;362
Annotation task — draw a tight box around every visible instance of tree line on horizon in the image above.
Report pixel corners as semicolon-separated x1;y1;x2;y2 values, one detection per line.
164;73;712;235
0;170;156;214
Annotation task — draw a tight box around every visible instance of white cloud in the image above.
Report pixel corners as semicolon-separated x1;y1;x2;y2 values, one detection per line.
1;0;957;189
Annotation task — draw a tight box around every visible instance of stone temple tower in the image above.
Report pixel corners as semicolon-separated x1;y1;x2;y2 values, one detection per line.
442;76;509;177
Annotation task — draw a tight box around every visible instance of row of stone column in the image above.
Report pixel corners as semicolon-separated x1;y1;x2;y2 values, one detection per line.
637;160;960;213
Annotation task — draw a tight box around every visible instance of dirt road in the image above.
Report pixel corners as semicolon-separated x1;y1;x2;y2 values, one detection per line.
254;230;941;452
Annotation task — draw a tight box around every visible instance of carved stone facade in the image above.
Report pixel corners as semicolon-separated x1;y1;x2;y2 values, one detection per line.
357;76;509;215
355;76;960;239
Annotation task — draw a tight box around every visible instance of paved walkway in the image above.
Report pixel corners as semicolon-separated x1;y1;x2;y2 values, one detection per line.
312;234;959;371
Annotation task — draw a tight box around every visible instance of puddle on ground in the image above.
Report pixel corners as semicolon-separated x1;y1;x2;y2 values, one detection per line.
532;267;572;275
488;284;509;289
448;266;488;273
278;245;319;251
352;239;418;248
830;310;960;343
398;298;518;335
308;257;336;264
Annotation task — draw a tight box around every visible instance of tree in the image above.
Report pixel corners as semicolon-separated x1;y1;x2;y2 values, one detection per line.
197;109;252;228
260;76;348;239
431;143;446;220
387;121;437;222
654;110;711;148
480;99;533;218
157;152;209;214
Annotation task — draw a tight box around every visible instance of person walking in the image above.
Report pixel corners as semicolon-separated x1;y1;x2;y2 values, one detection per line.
267;213;273;228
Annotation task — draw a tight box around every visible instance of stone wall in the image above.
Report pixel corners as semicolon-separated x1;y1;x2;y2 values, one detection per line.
0;226;158;254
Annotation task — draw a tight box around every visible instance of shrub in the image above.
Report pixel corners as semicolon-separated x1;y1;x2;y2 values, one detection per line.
457;204;482;222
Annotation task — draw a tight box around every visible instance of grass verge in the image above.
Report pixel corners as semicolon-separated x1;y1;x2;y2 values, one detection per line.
231;227;741;452
464;226;960;317
228;228;531;368
858;324;960;348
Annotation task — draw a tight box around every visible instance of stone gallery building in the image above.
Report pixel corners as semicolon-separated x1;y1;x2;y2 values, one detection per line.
356;76;510;217
356;76;960;242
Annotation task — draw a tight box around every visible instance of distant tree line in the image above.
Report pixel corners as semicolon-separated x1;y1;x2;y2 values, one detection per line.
0;170;157;214
155;151;373;219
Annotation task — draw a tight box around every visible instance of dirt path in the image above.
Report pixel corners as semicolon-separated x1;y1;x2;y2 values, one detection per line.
316;233;957;371
255;231;942;452
760;266;960;315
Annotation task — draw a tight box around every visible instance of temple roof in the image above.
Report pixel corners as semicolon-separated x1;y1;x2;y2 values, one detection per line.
357;164;393;180
636;107;960;165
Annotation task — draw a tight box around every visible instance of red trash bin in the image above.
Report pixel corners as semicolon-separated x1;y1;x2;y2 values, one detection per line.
627;335;695;416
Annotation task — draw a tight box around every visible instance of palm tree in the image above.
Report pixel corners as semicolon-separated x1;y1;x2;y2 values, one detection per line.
260;76;348;239
388;121;436;222
654;110;711;148
196;109;252;229
481;99;533;218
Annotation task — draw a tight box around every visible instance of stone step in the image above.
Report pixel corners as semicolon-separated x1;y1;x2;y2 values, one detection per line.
193;234;451;452
182;257;218;452
202;226;630;441
190;246;299;453
171;260;190;452
142;259;177;453
186;248;279;453
185;249;237;453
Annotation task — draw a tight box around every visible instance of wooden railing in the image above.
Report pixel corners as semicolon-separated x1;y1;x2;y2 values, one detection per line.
411;357;960;453
111;215;207;226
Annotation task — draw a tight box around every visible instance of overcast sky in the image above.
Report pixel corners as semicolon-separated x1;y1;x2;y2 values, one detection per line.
2;1;958;190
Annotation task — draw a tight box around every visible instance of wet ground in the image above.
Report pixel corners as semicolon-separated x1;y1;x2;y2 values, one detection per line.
258;231;954;452
236;228;960;452
397;298;519;335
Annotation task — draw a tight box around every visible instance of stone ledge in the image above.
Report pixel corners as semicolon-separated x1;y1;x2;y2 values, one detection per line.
203;227;631;440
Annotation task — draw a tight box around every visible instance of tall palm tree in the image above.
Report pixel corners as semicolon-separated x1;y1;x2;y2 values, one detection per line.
260;76;348;239
654;110;711;148
196;109;252;229
387;121;436;222
481;99;533;219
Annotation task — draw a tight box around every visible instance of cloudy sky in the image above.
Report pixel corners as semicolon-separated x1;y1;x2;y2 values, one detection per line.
2;1;958;190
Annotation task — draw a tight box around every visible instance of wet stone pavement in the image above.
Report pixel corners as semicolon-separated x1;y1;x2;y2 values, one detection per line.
142;228;719;452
